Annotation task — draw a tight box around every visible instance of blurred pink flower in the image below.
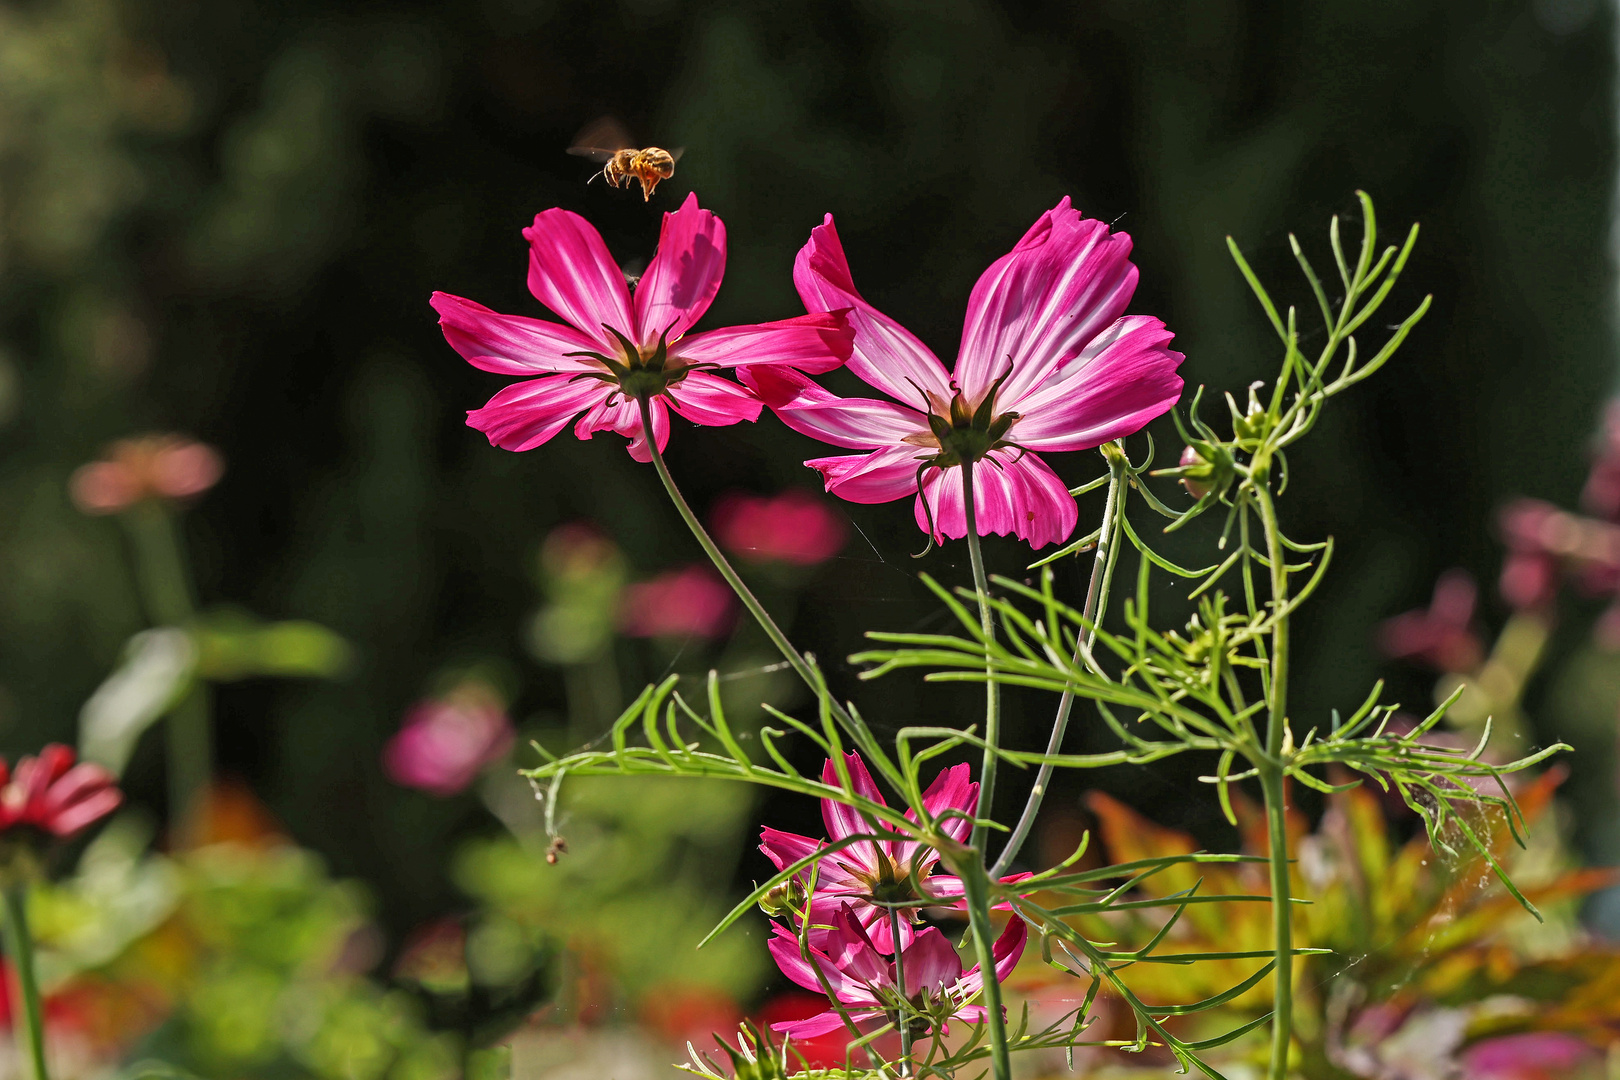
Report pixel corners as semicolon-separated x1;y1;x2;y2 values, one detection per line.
1377;569;1484;672
1459;1031;1600;1079
433;193;852;462
618;566;736;639
0;745;122;839
743;200;1183;549
767;903;1025;1039
69;435;224;515
383;692;515;797
1581;400;1620;521
711;490;847;566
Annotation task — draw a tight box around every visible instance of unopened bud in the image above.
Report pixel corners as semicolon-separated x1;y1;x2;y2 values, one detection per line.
758;878;805;917
1179;445;1215;499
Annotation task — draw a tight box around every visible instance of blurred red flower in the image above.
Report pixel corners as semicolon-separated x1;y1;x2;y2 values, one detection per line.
711;490;847;566
1459;1030;1601;1079
1376;569;1484;672
0;745;121;839
69;435;223;516
618;566;736;639
383;690;514;797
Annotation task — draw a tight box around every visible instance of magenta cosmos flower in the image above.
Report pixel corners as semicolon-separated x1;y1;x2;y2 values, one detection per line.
760;752;1027;953
768;903;1025;1039
741;200;1184;548
383;692;515;797
433;193;854;461
0;745;122;838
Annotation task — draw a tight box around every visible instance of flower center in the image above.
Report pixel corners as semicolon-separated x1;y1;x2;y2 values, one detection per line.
918;375;1020;469
565;325;693;402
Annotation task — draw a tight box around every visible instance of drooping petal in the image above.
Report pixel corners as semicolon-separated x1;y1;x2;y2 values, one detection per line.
759;827;822;872
794;214;952;407
742;367;929;450
954;916;1028;996
466;375;608;453
431;292;605;375
809;446;929;504
828;904;894;991
523;208;634;343
667;372;763;426
634;192;726;342
913;451;1076;549
902;929;965;999
955;199;1139;405
1009;316;1184;451
572;394;670;462
768;924;862;1000
677;312;854;375
910;763;979;843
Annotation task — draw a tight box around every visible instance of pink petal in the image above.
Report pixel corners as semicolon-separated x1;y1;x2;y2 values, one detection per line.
954;916;1027;996
668;371;763;426
635;192;726;342
741;366;928;450
46;787;122;837
677;312;855;374
911;763;978;843
467;375;608;452
523;208;633;344
794;214;952;407
901;928;964;997
759;827;822;872
1008;316;1184;451
771;1010;854;1040
913;451;1076;549
927;871;1035;910
431;292;603;375
820;753;887;855
809;446;928;504
768;925;847;996
955;199;1139;406
828;905;893;990
572;393;671;462
856;902;916;954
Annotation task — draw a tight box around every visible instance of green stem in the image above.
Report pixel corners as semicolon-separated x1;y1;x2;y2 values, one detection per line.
956;459;1011;1080
1;885;48;1080
888;906;911;1076
638;397;860;738
957;861;1011;1080
961;461;999;856
1252;481;1294;1080
122;502;210;830
991;448;1126;878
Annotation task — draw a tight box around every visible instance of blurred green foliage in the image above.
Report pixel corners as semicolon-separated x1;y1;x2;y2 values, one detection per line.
0;0;1613;964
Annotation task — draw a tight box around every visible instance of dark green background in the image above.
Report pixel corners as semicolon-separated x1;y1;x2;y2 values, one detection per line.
1;0;1614;942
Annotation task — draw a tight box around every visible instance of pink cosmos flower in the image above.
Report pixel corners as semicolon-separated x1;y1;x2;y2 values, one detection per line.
760;752;1027;953
69;435;224;516
618;565;737;639
1458;1031;1600;1079
741;201;1184;548
712;489;847;566
767;903;1025;1040
383;692;515;797
433;193;853;461
0;745;122;838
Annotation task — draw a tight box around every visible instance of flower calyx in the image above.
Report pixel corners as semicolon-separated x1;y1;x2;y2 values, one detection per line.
565;325;696;403
923;373;1022;471
1158;442;1237;501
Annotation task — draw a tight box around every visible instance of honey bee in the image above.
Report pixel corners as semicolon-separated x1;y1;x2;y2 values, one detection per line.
567;117;684;201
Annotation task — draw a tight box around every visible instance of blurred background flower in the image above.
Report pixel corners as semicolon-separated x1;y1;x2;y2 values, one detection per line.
711;489;847;567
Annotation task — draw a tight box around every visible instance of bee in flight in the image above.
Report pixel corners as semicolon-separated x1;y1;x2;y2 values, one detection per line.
567;117;684;202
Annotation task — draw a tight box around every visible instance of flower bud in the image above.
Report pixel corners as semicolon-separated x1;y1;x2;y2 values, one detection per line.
758;878;805;918
1178;445;1215;498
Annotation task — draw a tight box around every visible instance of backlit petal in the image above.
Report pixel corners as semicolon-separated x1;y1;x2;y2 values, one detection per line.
572;394;670;462
912;450;1075;548
809;446;928;504
678;312;853;374
956;199;1138;406
635;192;725;342
431;292;603;374
524;208;634;343
902;928;965;998
759;827;821;872
1010;316;1184;451
743;367;927;450
911;763;978;843
795;214;951;407
668;371;763;426
467;376;607;452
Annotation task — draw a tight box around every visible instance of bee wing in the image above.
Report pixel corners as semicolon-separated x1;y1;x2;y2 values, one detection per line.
667;147;685;164
568;116;635;156
566;146;618;163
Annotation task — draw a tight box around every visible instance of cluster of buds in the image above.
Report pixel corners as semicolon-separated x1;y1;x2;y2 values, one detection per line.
69;435;224;516
752;753;1027;1049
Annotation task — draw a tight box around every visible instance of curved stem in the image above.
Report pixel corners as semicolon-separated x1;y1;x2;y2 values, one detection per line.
888;907;911;1076
991;449;1127;878
1252;480;1294;1080
2;885;48;1080
638;397;858;737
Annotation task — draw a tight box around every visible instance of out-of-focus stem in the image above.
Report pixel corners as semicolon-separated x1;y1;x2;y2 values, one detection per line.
992;447;1126;878
1;885;48;1080
1252;480;1294;1080
122;501;210;832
